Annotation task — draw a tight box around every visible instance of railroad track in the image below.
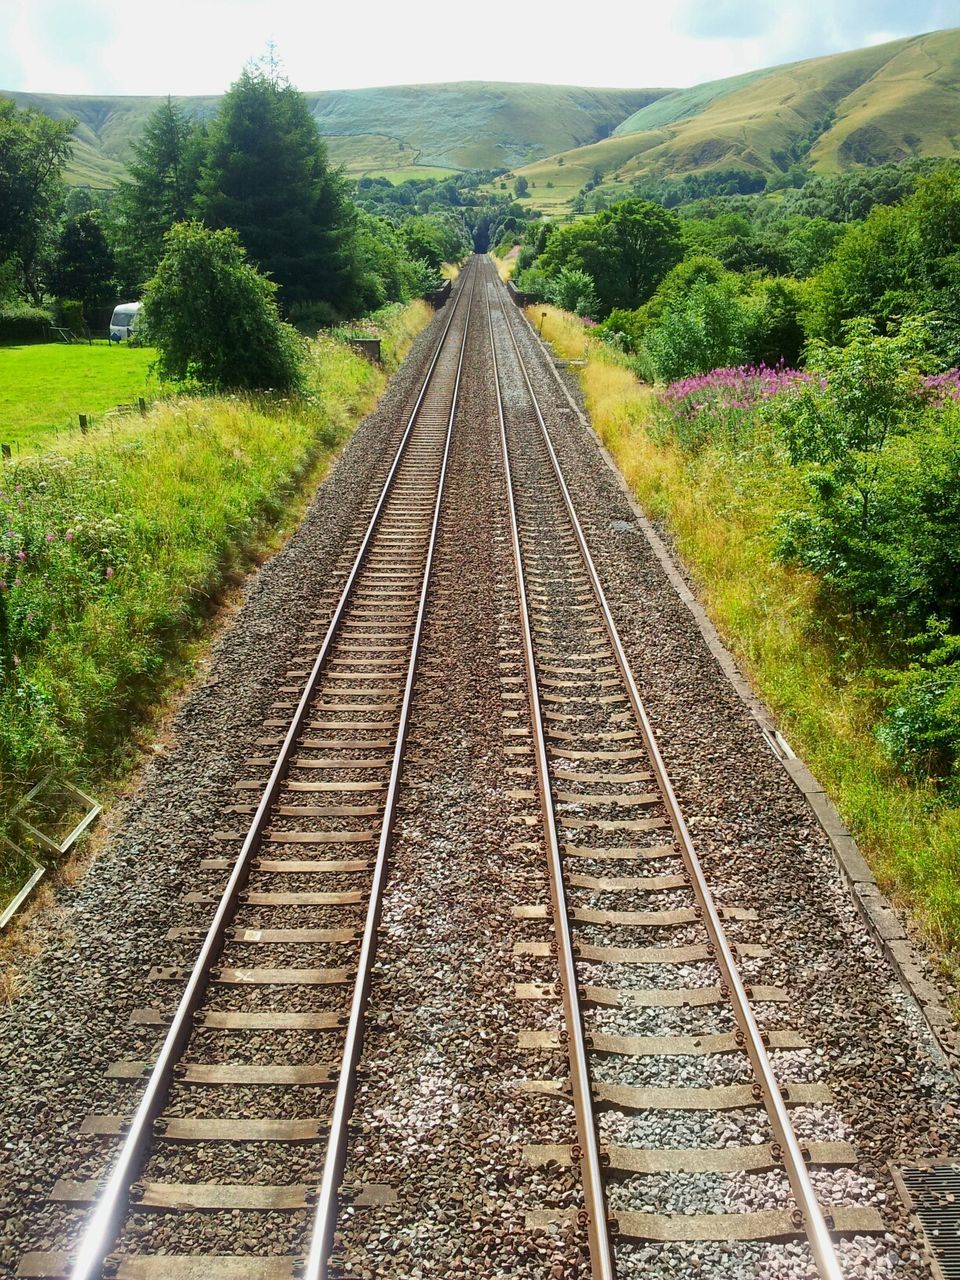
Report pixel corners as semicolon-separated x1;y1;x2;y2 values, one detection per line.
16;255;908;1280
18;262;478;1280
483;256;887;1278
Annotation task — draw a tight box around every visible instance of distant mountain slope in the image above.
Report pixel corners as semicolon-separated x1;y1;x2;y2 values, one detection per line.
513;28;960;214
2;82;665;187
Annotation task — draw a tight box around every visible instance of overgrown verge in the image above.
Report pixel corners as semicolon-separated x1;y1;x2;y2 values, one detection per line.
0;300;431;903
530;303;960;964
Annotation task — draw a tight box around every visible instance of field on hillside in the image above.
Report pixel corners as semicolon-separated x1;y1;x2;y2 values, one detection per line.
512;27;960;212
0;344;157;451
8;83;660;187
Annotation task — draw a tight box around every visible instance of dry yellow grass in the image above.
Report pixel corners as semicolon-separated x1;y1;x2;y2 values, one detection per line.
492;247;519;283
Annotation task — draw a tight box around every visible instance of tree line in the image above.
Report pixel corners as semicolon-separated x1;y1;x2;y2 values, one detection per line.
0;63;475;335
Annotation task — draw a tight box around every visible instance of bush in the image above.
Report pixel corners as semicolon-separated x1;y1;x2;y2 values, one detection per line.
143;221;305;392
287;300;343;334
57;299;85;338
548;267;599;317
877;626;960;793
643;277;752;381
0;302;53;344
769;320;960;626
597;308;648;354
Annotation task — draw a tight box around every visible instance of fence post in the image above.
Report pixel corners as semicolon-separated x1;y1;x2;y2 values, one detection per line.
79;414;88;434
1;444;10;460
138;397;146;415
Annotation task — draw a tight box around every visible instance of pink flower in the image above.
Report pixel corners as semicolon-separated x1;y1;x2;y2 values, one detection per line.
16;548;25;561
105;566;114;579
65;529;74;542
45;531;54;543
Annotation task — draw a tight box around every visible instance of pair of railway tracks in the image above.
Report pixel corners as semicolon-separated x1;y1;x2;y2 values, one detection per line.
18;256;884;1280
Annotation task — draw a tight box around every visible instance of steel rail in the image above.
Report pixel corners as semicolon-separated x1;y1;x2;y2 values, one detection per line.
303;264;479;1279
67;261;477;1280
490;259;845;1280
485;281;617;1280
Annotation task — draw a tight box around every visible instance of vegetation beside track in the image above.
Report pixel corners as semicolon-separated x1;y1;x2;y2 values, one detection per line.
0;300;431;908
530;302;960;965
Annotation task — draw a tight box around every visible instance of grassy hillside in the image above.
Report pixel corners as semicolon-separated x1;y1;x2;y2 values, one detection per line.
513;27;960;213
3;82;663;187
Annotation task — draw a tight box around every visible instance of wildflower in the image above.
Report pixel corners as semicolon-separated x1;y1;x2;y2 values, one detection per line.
13;577;21;587
65;529;74;542
105;566;115;579
12;655;20;667
45;531;54;543
16;548;25;562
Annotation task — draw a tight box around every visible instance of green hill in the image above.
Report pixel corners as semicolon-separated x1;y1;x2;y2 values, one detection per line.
2;82;665;187
512;27;960;214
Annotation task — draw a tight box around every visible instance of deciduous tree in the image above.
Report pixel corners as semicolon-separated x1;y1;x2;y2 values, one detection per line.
49;212;117;320
0;99;73;302
540;199;683;316
143;221;303;392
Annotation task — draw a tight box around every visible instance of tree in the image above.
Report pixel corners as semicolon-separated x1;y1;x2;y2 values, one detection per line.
114;97;207;289
49;213;117;319
514;176;529;199
143;221;304;392
540;199;683;316
198;68;357;311
0;99;74;302
643;276;751;381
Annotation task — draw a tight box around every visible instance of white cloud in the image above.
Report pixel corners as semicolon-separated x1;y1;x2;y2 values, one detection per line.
0;0;955;95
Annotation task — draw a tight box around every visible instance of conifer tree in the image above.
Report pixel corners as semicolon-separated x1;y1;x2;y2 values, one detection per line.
114;97;206;289
197;67;357;311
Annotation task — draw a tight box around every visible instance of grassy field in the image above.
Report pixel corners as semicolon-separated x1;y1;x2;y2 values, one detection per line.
511;28;960;212
530;303;960;965
0;301;432;923
0;343;158;450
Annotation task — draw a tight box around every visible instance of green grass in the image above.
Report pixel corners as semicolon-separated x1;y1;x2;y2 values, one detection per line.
0;300;432;913
0;343;158;451
532;304;960;967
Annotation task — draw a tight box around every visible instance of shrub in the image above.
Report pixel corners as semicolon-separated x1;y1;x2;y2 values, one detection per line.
596;307;646;353
769;319;960;626
143;221;305;392
643;277;752;381
0;302;53;344
877;626;960;793
57;299;85;338
287;300;343;334
548;267;599;317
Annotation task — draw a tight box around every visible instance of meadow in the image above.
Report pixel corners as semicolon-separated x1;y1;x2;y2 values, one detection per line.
530;304;960;964
0;342;158;450
0;301;431;912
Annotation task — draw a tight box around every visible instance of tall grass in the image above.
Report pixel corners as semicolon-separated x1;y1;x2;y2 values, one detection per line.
0;302;432;900
528;304;960;962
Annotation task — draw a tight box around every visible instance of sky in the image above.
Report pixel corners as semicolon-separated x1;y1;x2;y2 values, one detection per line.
0;0;956;96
